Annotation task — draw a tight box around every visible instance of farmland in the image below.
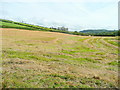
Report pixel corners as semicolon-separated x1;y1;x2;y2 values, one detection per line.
2;28;119;88
1;19;119;36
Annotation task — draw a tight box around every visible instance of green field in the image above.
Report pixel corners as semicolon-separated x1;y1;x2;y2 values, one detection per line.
2;28;119;88
1;21;32;28
0;19;68;33
0;20;34;30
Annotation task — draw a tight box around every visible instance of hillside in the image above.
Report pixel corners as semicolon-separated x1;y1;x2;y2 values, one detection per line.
0;19;68;33
81;29;114;33
1;19;119;36
80;30;118;36
2;28;119;88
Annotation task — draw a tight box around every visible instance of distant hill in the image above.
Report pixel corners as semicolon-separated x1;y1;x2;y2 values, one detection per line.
80;29;116;33
80;29;118;36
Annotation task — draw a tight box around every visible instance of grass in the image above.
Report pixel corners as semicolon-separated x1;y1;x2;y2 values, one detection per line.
3;50;61;62
0;21;36;30
2;28;119;88
108;61;119;66
104;37;118;46
1;22;31;28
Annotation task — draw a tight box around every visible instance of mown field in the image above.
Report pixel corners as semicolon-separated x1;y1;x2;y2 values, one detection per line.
2;28;119;88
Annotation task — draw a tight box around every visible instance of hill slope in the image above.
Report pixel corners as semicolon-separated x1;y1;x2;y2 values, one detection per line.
80;30;118;36
2;28;119;88
1;19;119;36
0;19;68;33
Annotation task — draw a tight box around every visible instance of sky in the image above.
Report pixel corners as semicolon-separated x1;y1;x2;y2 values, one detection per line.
0;0;119;31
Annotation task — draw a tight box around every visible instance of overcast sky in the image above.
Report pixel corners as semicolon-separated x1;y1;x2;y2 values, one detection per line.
0;0;119;31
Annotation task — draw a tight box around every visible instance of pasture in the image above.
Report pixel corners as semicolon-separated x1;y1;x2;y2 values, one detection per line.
2;28;119;88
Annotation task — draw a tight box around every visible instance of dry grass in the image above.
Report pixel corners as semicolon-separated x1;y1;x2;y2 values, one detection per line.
2;28;119;88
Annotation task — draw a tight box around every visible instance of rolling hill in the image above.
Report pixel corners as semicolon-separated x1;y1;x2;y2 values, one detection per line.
0;19;119;36
0;19;68;33
80;30;118;36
